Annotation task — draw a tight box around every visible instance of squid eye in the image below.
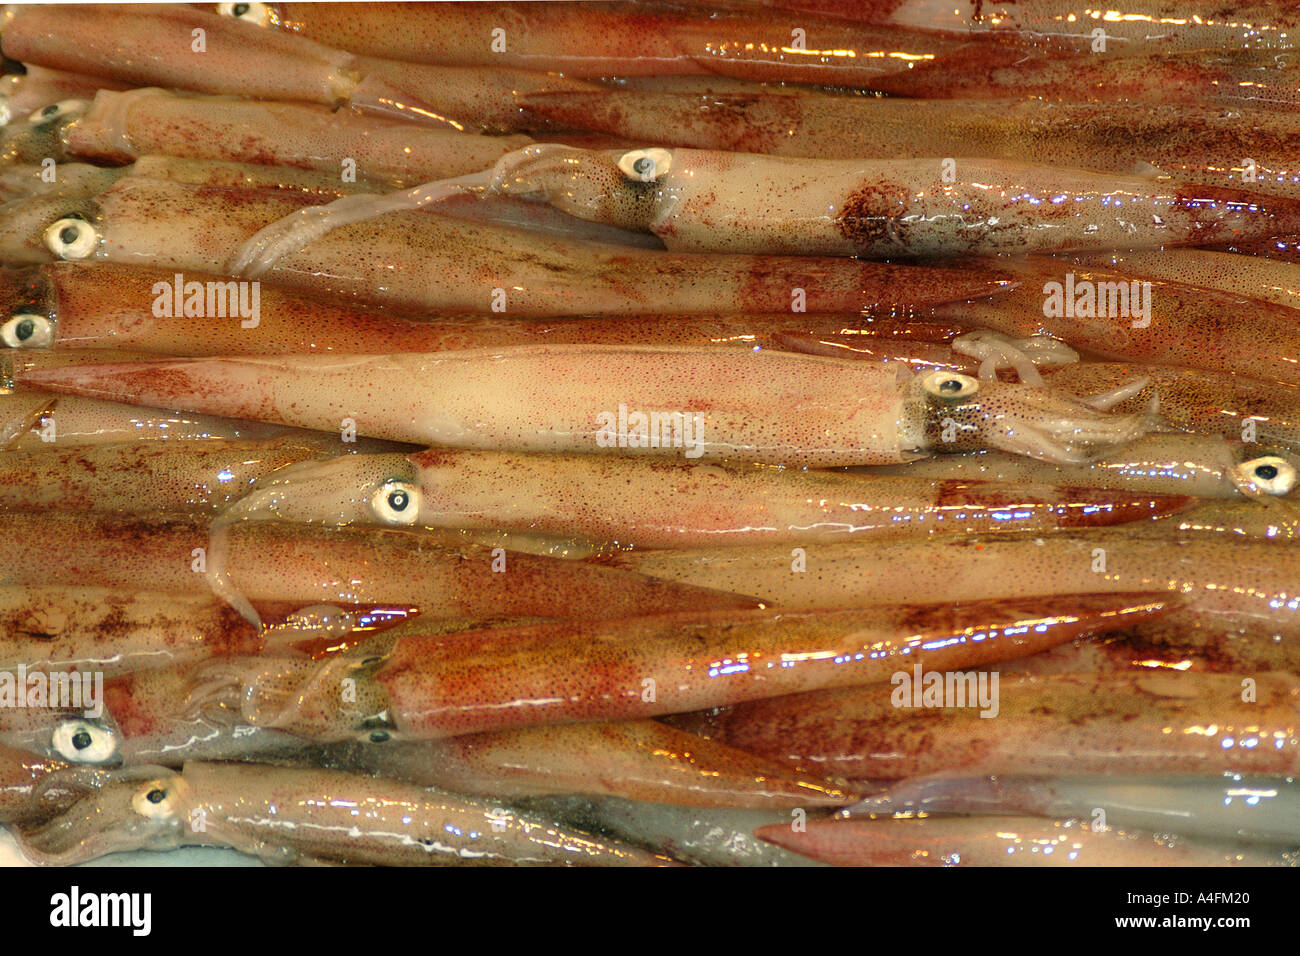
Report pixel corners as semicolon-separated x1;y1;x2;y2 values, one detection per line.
1236;455;1297;496
131;779;182;819
1;313;53;348
26;99;85;126
217;1;272;26
617;148;672;182
370;479;420;525
51;719;118;764
921;371;980;403
43;217;98;260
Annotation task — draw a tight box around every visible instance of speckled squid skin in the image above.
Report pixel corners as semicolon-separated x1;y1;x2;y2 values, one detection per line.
0;262;961;356
0;3;601;132
869;44;1300;106
0;392;316;450
1077;250;1300;311
938;260;1300;386
225;448;1194;548
16;761;672;866
0;587;265;677
13;345;1156;466
0;438;371;515
0;176;1008;314
0;512;756;620
519;94;1300;200
491;146;1300;257
62;88;534;187
361;595;1173;739
251;0;970;85
756;816;1295;867
680;672;1300;781
873;0;1300;52
323;719;857;809
1041;362;1300;450
861;433;1292;499
613;534;1300;671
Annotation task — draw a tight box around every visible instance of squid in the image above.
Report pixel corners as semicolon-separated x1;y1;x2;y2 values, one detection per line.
0;586;418;678
855;775;1300;847
862;0;1300;53
869;45;1300;107
0;175;1008;315
14;762;671;866
190;594;1175;741
754;816;1295;867
10;346;1156;467
861;433;1300;501
208;448;1194;551
518;92;1300;196
0;437;407;516
0;262;962;357
0;391;329;450
1038;362;1300;451
0;66;127;126
246;145;1300;259
37;89;536;188
611;534;1300;672
0;512;755;623
0;3;603;132
323;719;856;809
675;671;1300;781
937;261;1300;387
0;744;73;824
213;0;973;86
1077;250;1300;312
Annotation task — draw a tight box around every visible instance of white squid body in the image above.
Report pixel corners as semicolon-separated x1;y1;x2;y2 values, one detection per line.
490;145;1300;257
15;346;1154;467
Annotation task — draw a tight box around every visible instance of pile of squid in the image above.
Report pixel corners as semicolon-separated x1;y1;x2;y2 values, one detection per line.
0;1;1297;868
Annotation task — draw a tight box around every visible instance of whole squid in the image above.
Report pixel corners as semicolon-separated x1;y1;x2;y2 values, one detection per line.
0;176;1007;315
261;144;1300;258
191;594;1174;741
11;347;1156;467
0;262;963;357
15;762;670;866
209;448;1193;550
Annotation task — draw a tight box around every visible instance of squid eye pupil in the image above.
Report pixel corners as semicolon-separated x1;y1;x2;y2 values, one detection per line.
1255;464;1279;480
234;3;250;14
41;104;58;117
633;157;654;175
58;225;79;246
369;730;391;743
71;730;92;750
14;318;35;341
387;490;409;511
146;788;166;804
939;379;963;393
